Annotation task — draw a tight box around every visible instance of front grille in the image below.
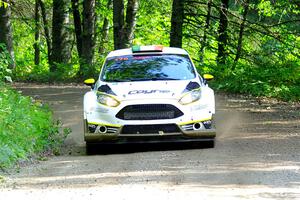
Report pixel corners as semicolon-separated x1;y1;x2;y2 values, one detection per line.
116;104;183;120
121;124;180;135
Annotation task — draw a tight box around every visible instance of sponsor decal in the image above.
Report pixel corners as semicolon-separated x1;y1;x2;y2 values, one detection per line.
115;57;129;61
128;90;171;95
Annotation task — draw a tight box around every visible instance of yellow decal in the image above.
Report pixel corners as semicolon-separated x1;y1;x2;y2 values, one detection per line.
88;122;122;128
179;117;212;126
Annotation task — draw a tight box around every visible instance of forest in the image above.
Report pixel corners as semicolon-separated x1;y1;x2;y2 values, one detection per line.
0;0;298;100
0;0;299;167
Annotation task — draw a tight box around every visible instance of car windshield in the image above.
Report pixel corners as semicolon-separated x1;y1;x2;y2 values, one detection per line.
101;54;196;82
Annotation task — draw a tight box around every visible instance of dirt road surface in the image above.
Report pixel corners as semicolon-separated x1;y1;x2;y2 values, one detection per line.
1;84;300;200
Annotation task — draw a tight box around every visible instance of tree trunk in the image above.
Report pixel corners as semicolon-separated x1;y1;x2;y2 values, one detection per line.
113;0;125;50
34;0;40;66
72;0;96;78
81;0;95;75
170;0;184;48
217;0;229;65
123;0;138;47
0;1;15;68
51;0;71;72
113;0;139;50
38;0;51;64
199;0;212;63
71;0;82;58
234;0;249;65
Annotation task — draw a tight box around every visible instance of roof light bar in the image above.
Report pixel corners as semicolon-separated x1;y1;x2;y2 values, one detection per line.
132;45;163;53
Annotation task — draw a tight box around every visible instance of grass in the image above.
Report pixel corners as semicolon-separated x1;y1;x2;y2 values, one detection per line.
0;83;69;170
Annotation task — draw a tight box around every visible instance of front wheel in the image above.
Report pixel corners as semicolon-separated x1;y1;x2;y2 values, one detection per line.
86;142;112;154
86;142;97;155
191;139;215;149
206;139;215;148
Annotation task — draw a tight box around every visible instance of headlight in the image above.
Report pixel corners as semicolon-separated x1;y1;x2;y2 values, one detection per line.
97;93;120;107
179;89;201;105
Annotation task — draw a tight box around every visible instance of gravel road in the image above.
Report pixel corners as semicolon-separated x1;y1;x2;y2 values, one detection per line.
1;84;299;200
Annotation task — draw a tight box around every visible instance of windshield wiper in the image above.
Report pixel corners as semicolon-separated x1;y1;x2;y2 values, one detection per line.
104;79;128;82
149;77;180;81
105;78;180;82
126;78;179;81
127;78;149;81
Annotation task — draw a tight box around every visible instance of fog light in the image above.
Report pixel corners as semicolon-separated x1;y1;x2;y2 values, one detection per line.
193;123;202;130
203;120;212;129
98;126;107;133
88;124;97;133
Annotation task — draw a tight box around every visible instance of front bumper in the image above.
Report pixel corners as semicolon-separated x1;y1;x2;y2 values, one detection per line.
84;120;216;143
84;92;216;143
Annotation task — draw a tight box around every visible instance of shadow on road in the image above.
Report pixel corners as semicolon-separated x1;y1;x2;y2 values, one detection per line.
86;141;215;155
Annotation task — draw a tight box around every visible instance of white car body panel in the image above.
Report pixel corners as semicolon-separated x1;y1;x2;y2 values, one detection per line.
84;79;215;122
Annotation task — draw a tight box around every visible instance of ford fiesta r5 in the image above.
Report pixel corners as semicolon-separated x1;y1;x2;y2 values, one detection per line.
83;45;216;150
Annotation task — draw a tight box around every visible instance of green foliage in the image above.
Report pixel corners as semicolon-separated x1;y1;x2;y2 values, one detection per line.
135;0;172;46
0;44;12;82
0;1;8;7
0;84;69;169
209;61;300;101
8;0;300;101
14;62;81;83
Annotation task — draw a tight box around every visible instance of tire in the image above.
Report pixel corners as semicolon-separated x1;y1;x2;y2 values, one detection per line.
206;139;215;148
86;142;112;155
86;142;96;155
191;139;215;149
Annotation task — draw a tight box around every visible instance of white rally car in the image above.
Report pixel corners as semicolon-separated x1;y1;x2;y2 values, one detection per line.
83;45;216;150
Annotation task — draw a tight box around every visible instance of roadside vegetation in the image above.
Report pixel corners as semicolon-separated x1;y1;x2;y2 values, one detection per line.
0;47;68;170
0;83;69;169
210;62;300;101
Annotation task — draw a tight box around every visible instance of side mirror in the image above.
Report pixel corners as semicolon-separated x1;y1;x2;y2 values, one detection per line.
84;78;95;88
203;74;214;81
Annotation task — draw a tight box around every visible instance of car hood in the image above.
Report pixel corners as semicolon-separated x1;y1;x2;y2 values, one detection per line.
103;80;192;100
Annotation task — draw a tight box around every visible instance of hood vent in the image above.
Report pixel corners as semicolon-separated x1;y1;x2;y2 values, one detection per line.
98;85;116;95
182;81;200;93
